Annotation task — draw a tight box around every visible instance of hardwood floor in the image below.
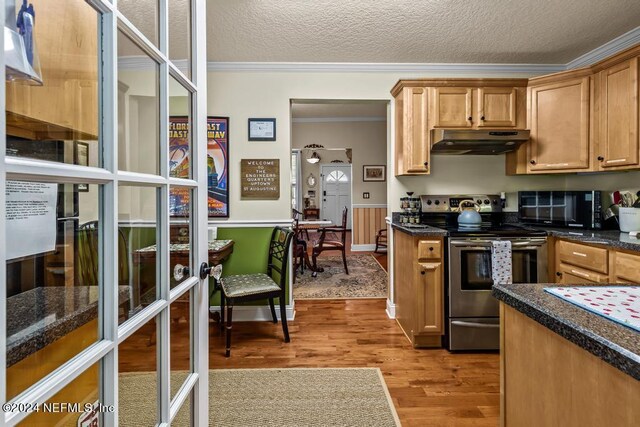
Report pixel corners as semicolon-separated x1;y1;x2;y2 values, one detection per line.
209;299;499;426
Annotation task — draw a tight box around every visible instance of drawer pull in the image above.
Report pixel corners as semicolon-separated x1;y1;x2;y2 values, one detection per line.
572;251;587;257
570;269;591;279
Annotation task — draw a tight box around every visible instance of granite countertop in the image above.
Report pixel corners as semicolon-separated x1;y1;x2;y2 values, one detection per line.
136;239;234;253
492;283;640;380
533;227;640;253
390;222;448;236
7;286;129;367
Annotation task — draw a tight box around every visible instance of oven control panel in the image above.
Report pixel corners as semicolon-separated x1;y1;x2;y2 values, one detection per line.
420;194;502;213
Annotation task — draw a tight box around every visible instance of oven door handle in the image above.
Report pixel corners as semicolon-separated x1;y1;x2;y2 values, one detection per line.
451;320;500;329
450;240;546;247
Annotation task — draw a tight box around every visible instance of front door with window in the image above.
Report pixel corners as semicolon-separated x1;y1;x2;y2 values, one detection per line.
320;165;352;228
1;1;209;425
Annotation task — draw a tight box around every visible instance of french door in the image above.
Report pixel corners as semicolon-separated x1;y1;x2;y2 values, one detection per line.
1;0;209;425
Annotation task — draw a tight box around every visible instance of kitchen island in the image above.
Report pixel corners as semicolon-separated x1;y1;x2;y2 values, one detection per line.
493;283;639;427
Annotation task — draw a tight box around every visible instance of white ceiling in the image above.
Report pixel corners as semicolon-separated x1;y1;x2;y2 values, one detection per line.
207;0;640;64
291;101;387;119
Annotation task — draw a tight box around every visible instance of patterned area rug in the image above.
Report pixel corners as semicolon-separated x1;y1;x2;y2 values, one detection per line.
294;254;388;299
119;368;400;426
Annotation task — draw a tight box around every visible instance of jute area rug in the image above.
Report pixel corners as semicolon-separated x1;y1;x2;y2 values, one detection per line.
119;367;400;426
293;254;388;299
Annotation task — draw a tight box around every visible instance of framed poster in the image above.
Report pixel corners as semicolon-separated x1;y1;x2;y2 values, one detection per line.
169;116;229;217
248;118;276;141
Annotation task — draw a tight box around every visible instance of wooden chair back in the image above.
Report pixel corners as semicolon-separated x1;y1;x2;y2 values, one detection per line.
267;226;294;290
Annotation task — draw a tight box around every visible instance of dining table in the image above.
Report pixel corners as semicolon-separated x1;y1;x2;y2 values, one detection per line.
133;239;235;326
294;220;333;276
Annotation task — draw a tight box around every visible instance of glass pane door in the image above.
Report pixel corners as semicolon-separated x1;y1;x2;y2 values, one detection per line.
1;0;208;425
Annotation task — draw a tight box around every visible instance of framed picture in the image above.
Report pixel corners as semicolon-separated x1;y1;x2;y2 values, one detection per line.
168;116;230;217
248;118;276;141
363;165;386;182
75;141;89;192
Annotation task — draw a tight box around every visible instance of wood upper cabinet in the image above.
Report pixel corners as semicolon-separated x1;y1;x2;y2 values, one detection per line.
395;87;430;175
432;87;473;128
596;57;640;170
527;74;592;172
5;0;99;140
432;86;523;129
477;87;518;127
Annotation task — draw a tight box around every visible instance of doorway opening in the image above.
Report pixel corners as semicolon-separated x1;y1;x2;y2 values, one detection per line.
290;99;389;300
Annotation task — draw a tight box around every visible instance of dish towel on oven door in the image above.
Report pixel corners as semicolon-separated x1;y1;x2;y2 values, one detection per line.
491;240;513;285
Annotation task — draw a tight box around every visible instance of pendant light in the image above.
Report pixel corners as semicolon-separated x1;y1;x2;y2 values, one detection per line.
307;151;321;164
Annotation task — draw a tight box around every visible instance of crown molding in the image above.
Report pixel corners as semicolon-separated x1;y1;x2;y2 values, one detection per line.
207;61;565;75
120;26;640;74
566;25;640;69
292;116;386;123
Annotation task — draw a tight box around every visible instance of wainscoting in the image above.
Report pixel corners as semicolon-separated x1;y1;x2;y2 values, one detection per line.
352;205;387;250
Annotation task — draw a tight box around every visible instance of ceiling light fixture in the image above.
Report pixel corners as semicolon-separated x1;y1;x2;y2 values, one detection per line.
307;151;321;164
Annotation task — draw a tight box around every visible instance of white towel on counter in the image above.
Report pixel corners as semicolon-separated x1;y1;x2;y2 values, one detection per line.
491;240;513;285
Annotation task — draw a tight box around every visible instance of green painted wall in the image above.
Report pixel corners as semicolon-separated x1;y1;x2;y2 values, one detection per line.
211;227;290;307
117;226;290;308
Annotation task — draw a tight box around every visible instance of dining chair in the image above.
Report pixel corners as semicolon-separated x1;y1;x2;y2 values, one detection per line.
311;207;349;275
292;218;308;283
219;226;294;357
374;228;388;253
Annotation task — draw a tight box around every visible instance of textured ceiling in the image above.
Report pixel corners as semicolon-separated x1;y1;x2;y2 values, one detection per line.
291;101;387;119
207;0;640;63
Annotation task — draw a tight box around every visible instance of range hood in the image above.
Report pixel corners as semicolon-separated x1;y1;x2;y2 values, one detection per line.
5;0;42;85
431;129;529;155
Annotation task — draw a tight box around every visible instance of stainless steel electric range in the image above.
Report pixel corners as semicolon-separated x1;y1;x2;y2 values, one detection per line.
419;194;548;351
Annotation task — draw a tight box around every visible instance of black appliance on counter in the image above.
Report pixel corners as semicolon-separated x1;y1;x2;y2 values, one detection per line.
518;191;602;229
416;194;548;351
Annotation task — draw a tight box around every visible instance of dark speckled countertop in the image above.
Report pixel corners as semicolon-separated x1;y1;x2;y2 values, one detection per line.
7;286;129;367
534;227;640;253
390;223;448;236
493;283;640;380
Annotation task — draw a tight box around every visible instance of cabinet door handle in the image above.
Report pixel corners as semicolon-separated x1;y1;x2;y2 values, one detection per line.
597;156;604;161
429;247;434;251
467;116;472;121
556;272;562;277
530;160;536;165
481;116;485;121
572;251;587;257
421;271;426;275
423;161;429;167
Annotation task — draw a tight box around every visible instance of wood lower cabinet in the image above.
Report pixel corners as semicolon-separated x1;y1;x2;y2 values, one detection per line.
501;304;639;427
596;56;640;170
394;230;444;347
527;72;593;173
554;239;640;285
395;87;430;175
610;250;640;283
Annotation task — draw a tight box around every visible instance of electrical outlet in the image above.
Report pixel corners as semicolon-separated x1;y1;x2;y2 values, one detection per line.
363;192;370;199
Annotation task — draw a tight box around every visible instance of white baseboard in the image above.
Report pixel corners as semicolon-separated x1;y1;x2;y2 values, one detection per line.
210;304;296;321
351;243;377;252
385;299;396;319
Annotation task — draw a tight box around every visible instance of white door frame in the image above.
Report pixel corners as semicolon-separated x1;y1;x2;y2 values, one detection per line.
0;0;209;425
319;164;353;230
